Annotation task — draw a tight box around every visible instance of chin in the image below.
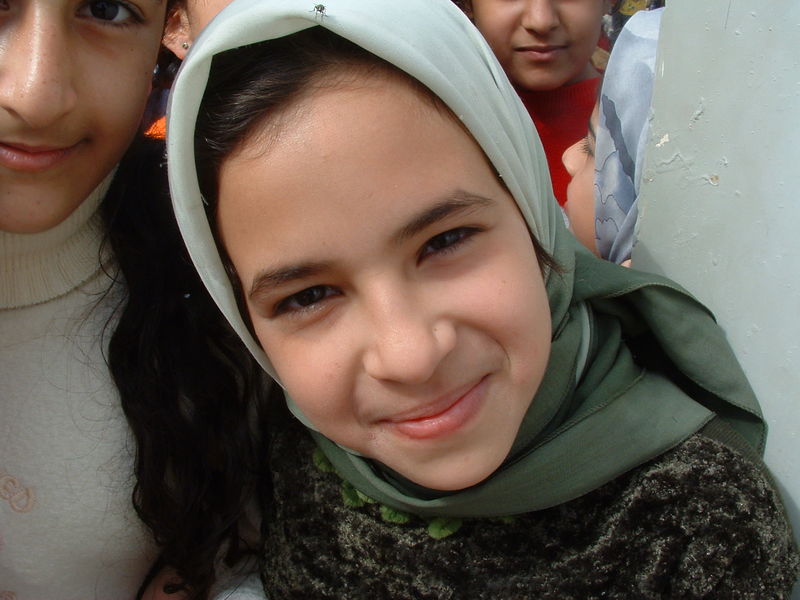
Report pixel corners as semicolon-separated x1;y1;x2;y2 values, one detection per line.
0;196;83;233
397;456;504;492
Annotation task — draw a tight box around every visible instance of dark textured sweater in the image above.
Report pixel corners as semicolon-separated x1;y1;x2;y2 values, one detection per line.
259;413;799;599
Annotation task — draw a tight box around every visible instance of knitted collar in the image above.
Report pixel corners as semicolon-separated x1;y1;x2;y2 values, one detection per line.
515;77;600;120
0;171;115;309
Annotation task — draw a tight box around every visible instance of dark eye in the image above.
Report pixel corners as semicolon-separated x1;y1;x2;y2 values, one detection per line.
419;227;481;261
274;285;339;316
78;1;137;23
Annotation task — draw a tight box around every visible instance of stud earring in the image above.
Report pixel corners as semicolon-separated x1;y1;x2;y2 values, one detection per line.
182;42;190;50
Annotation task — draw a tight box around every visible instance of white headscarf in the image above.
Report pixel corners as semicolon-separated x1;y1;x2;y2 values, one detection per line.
166;0;563;382
166;0;762;517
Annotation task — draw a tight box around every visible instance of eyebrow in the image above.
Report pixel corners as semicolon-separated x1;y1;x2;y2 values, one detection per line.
249;262;330;301
587;116;596;142
247;191;495;301
394;191;494;244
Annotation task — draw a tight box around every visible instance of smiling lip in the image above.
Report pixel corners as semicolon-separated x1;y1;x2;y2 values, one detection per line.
515;45;565;62
0;141;80;173
384;376;489;440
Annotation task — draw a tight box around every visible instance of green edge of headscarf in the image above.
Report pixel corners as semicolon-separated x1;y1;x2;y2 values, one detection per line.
314;236;763;517
167;0;765;518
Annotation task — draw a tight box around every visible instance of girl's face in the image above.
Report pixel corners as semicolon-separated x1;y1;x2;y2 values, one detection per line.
0;0;168;233
469;0;609;92
217;73;552;491
562;103;599;254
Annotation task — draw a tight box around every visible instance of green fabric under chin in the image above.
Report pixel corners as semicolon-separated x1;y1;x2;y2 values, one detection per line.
261;409;798;599
166;0;764;520
311;240;764;517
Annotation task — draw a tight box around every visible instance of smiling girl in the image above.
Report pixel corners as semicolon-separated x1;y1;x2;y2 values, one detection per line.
0;2;263;598
167;0;798;596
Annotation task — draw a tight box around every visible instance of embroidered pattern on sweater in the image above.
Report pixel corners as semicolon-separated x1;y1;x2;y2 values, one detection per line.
312;447;516;539
0;471;36;513
263;419;800;599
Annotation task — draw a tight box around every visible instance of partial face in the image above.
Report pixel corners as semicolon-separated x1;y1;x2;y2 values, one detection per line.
217;73;552;491
181;0;230;31
162;0;232;59
0;0;167;233
470;0;609;91
562;103;598;254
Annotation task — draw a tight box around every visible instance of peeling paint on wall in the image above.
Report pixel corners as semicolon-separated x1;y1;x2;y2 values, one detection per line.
633;0;800;574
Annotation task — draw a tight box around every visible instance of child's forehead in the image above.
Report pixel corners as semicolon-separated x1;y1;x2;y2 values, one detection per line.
230;62;457;159
217;77;514;227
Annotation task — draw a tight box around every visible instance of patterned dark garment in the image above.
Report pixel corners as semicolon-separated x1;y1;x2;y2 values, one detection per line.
259;411;799;600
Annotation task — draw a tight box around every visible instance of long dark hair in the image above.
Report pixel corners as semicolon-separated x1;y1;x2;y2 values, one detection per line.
100;134;271;598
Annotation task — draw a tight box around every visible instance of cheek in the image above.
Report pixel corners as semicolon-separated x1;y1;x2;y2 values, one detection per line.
504;266;551;379
469;260;552;407
565;172;598;253
95;49;160;138
494;231;553;372
258;324;353;420
473;6;515;51
566;152;595;203
463;245;551;365
114;69;154;123
567;6;604;49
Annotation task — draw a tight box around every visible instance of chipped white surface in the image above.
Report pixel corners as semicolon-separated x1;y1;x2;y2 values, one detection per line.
633;0;800;577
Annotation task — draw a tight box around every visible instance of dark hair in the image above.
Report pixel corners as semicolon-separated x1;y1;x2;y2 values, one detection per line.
195;28;392;210
100;134;271;599
194;27;556;311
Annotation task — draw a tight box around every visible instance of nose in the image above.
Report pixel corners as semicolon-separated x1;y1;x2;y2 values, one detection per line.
561;139;584;177
0;8;79;129
362;287;456;385
520;0;561;34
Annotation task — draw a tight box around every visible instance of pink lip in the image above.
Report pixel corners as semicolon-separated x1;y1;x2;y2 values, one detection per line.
0;141;80;173
383;376;489;440
515;45;565;61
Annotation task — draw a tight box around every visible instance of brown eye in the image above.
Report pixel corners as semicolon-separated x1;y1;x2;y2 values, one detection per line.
419;227;482;261
274;285;339;316
89;1;122;19
78;0;141;24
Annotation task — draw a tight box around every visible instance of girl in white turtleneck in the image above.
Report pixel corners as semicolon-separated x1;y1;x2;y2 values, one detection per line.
0;3;265;599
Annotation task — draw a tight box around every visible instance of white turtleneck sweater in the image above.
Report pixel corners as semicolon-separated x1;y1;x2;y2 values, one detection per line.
0;179;159;599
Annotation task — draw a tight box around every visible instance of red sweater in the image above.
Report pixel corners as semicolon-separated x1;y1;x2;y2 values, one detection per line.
517;77;600;206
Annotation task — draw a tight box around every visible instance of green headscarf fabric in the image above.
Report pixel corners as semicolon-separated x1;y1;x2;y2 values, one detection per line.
167;0;764;517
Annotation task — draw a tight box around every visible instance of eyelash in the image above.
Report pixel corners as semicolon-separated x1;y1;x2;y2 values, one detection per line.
77;1;144;27
417;226;481;262
272;226;482;318
273;285;341;317
580;138;594;158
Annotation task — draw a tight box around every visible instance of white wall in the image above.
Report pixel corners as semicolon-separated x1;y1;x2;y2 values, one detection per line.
633;1;799;594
